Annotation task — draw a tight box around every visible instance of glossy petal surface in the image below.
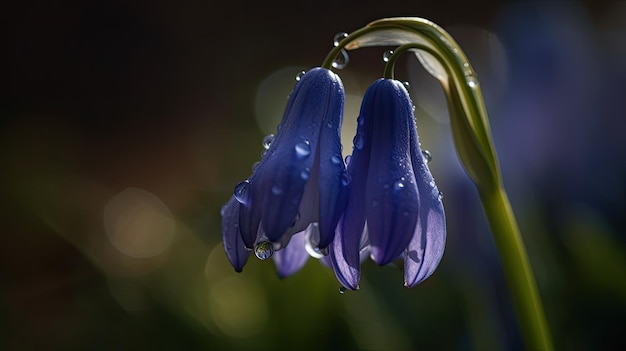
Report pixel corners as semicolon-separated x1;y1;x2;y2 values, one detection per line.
362;79;419;265
273;229;310;278
221;196;251;272
224;67;346;274
329;78;446;289
404;109;447;287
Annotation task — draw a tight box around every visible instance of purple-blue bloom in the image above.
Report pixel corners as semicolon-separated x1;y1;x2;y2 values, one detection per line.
221;67;349;275
329;78;446;290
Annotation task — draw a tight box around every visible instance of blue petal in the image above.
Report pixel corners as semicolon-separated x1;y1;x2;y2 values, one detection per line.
316;75;348;249
327;88;375;289
272;227;310;278
360;79;419;265
221;196;252;272
329;215;361;290
247;67;345;245
404;90;447;288
237;190;261;249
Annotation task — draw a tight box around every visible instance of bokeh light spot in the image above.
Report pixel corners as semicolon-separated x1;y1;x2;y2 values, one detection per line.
103;187;176;258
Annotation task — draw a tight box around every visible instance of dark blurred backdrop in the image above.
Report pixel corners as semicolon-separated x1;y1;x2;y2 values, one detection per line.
3;1;625;350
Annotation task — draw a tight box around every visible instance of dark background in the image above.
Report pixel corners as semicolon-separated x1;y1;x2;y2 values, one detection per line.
3;1;625;350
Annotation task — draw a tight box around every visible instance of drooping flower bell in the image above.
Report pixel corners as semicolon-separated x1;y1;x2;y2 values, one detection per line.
221;67;349;274
329;78;446;290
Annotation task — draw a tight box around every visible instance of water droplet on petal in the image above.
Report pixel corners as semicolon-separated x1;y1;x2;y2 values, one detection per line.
332;49;349;69
394;180;405;190
295;141;311;158
251;161;260;172
295;70;306;81
254;241;274;260
340;173;350;186
353;134;365;150
300;167;311;180
345;155;352;166
262;134;275;149
382;49;394;62
438;191;444;201
234;180;250;204
339;287;347;294
271;185;283;195
429;180;436;188
331;155;342;164
357;116;364;125
422;150;432;164
333;32;348;46
304;226;324;259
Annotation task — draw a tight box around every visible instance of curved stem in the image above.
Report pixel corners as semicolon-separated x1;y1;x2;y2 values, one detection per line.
383;43;439;79
322;25;399;69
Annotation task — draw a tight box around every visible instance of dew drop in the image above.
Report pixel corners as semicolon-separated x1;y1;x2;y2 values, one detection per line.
382;49;394;62
422;150;432;164
332;49;349;69
340;173;350;186
331;155;342;164
345;155;352;166
403;81;410;90
438;191;444;201
327;121;333;128
295;70;306;81
394;180;405;190
254;241;274;260
233;180;250;204
300;167;311;180
305;244;324;259
271;185;283;195
262;134;275;149
251;161;260;172
467;75;479;88
333;32;348;47
339;287;347;294
295;141;311;158
305;227;324;259
429;180;436;188
353;134;365;150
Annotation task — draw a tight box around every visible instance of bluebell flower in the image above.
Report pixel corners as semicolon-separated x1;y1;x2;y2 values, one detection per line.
221;67;349;275
329;78;446;290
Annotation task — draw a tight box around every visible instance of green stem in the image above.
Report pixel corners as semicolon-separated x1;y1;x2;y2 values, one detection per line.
382;43;438;79
322;25;399;69
479;184;553;351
